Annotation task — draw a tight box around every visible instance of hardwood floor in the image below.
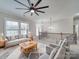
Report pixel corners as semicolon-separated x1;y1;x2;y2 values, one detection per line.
0;40;79;59
0;46;18;59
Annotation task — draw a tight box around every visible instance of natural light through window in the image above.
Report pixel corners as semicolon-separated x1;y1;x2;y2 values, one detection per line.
6;21;19;36
5;20;29;41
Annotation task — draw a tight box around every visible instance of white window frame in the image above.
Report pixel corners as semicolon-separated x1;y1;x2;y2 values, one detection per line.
4;18;29;41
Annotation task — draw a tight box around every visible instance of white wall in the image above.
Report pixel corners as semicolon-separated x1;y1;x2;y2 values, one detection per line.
53;18;73;33
39;18;73;33
0;12;36;36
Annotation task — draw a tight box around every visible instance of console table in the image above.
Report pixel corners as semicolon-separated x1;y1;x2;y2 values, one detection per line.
0;40;6;48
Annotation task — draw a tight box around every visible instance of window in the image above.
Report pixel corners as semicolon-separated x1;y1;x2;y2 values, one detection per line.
20;23;29;38
6;21;19;36
5;20;29;41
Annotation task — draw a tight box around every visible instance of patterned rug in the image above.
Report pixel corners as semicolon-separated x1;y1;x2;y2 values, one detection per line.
19;53;28;59
19;52;43;59
29;53;43;59
0;43;46;59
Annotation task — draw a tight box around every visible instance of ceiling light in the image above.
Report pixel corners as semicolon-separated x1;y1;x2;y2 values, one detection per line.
31;10;34;13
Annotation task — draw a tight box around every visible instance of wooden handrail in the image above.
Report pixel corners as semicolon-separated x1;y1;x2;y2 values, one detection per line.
39;32;73;35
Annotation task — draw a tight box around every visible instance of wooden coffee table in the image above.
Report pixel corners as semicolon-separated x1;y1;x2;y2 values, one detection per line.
19;41;37;54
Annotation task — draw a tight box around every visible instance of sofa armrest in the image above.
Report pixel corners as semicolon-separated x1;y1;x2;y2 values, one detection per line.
5;38;28;48
49;43;59;48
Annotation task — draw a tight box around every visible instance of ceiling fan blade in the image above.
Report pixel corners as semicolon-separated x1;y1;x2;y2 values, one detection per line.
34;0;42;7
27;0;31;6
16;8;28;10
14;0;29;8
24;10;30;14
37;10;45;13
34;11;39;16
36;6;49;9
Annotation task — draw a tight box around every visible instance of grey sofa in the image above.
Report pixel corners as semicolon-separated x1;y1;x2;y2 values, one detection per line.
5;38;28;47
39;40;62;59
39;39;70;59
39;47;58;59
46;40;62;55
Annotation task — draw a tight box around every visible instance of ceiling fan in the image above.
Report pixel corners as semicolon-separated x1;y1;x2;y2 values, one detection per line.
14;0;49;16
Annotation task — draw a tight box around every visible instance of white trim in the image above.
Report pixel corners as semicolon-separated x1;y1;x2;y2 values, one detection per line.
4;17;29;40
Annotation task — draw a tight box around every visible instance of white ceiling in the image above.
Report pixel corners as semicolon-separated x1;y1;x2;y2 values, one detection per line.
0;0;79;22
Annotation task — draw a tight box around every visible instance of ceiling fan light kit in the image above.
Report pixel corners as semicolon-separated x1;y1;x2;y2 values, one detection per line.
30;10;34;13
14;0;49;16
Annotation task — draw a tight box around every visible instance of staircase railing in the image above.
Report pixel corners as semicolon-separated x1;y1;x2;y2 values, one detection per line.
39;32;72;40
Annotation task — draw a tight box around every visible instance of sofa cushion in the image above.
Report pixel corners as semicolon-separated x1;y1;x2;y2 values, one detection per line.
54;47;66;59
53;39;67;59
46;40;62;55
49;47;58;59
46;45;54;55
5;38;28;47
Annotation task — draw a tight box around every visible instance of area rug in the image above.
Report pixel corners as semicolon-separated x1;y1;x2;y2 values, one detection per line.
19;52;43;59
3;42;46;59
29;53;43;59
19;53;28;59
